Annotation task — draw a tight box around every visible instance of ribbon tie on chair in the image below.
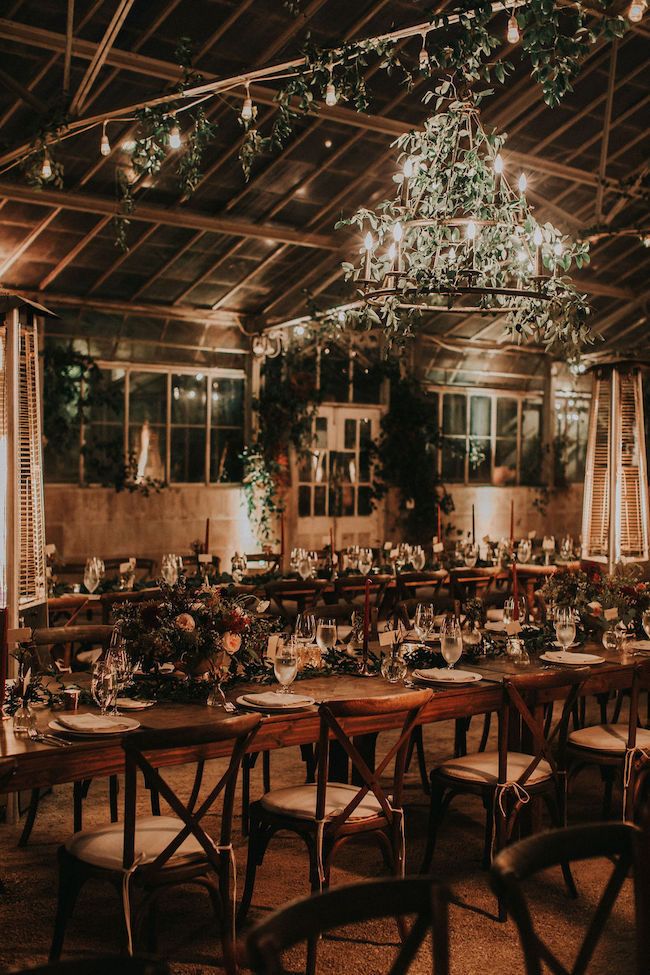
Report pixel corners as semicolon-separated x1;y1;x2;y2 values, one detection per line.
490;781;531;860
623;746;650;818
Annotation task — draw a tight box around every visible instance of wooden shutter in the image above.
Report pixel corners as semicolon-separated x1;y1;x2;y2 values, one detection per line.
581;367;649;567
17;321;46;608
0;325;7;609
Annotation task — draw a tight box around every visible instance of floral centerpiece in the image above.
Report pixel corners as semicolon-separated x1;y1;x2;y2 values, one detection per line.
113;575;273;683
540;564;650;637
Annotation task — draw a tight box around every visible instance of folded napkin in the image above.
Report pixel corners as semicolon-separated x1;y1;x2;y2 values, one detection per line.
338;625;352;642
627;640;650;651
243;691;313;708
415;668;476;683
543;650;602;664
485;621;506;632
486;608;504;622
57;713;132;733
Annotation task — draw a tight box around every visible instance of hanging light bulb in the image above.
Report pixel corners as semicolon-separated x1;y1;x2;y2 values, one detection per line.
325;63;338;106
533;227;543;247
518;172;528;193
100;122;111;157
628;0;647;21
494;153;504;175
241;84;253;122
169;120;182;150
419;33;430;70
393;221;403;243
466;220;476;240
40;152;52;180
507;13;520;44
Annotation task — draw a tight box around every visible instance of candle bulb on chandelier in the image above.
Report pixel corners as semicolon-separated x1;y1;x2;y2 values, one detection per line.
402;156;413;205
533;226;543;275
169;122;182;150
493;153;504;193
325;81;338;107
518;172;528;194
628;0;647;22
41;152;52;180
241;84;253;122
363;231;373;279
507;14;520;44
393;221;404;272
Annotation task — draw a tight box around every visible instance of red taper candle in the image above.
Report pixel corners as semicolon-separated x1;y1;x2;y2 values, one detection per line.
510;499;514;544
512;561;519;620
471;504;475;544
204;517;210;554
437;502;442;542
363;576;371;652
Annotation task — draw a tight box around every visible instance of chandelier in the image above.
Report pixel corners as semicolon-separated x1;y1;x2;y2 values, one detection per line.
341;87;592;350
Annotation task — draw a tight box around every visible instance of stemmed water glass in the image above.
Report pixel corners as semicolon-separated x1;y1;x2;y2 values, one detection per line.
503;596;527;626
414;603;435;641
316;618;337;655
554;607;576;650
463;542;479;568
298;552;313;581
160;553;179;586
517;539;532;564
559;535;574;561
440;615;463;670
91;661;117;715
358;548;374;574
84;557;104;594
295;612;316;645
274;637;298;693
542;535;556;566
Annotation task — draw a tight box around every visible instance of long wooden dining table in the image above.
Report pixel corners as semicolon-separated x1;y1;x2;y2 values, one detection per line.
0;640;639;797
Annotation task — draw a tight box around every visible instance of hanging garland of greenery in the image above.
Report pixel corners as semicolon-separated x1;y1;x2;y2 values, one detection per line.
241;346;321;545
10;3;628;239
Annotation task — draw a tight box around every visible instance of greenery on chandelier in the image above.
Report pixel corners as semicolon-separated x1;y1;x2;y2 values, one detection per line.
241;346;321;545
14;3;628;234
339;84;593;352
42;343;165;495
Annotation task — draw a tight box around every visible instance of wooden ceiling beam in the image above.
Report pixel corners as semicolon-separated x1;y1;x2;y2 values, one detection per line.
69;0;135;114
0;179;337;249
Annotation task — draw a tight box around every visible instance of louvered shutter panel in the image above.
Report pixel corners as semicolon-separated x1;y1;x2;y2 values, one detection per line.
581;366;650;569
0;325;7;609
17;320;47;608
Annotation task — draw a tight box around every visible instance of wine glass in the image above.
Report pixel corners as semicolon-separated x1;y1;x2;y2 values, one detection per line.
83;557;100;594
358;548;374;574
295;613;316;645
554;607;576;650
503;596;527;625
316;618;337;654
231;552;248;583
91;661;117;715
119;559;136;591
440;615;463;670
160;553;178;586
274;638;298;693
602;627;619;653
464;542;479;568
298;553;313;581
517;539;532;564
542;535;556;566
559;535;573;561
414;603;434;641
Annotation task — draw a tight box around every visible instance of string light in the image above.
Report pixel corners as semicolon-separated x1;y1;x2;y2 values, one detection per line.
419;33;430;70
494;153;504;175
40;152;52;180
533;227;543;247
466;220;476;240
168;119;182;150
325;63;338;106
628;0;647;21
393;221;403;242
507;13;521;43
241;83;253;122
100;122;111;156
518;172;528;193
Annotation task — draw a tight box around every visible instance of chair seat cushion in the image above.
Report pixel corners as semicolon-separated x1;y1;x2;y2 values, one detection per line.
568;724;650;753
260;783;384;821
65;816;206;871
436;750;553;786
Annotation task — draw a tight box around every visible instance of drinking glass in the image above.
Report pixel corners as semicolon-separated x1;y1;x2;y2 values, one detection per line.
413;546;426;571
298;553;313;581
316;618;337;654
160;553;179;586
91;662;117;715
554;607;576;650
463;542;479;568
542;535;556;566
231;552;248;583
503;596;527;625
119;559;136;591
559;535;573;561
107;644;131;712
602;627;619;653
84;557;100;594
274;638;298;693
295;612;316;644
642;609;650;641
440;615;463;670
517;539;532;564
414;603;434;641
358;548;374;574
381;646;408;683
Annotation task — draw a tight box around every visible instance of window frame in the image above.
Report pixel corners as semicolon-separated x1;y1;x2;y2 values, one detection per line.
47;360;246;488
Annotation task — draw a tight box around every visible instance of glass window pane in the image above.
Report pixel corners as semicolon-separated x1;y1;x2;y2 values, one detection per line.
353;361;383;404
128;423;166;482
330;484;355;517
521;402;543;486
88;368;125;424
494;438;517;485
130;372;166;425
358;485;372;516
170;427;205;482
344;418;356;450
320;348;349;402
171;373;207;425
359;418;372;447
330;451;354;484
314;485;326;516
45;436;79;483
211;377;244;426
298;485;311;517
470;396;491;437
468;437;491;482
314;417;328;449
522;402;542;440
210;429;243;482
359;446;370;481
496;398;518;437
442;438;465;481
84;426;124;485
443;394;466;436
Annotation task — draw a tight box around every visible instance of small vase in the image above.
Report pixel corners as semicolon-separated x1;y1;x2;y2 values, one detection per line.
13;702;37;736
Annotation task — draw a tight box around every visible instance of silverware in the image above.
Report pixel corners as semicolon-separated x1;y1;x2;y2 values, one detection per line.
27;727;71;747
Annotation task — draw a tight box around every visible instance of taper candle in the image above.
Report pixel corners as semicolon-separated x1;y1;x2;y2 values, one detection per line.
363;576;371;652
510;499;514;544
204;517;210;554
471;504;475;544
512;562;519;620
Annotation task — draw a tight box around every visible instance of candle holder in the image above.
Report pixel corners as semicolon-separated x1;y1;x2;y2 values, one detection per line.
358;635;374;677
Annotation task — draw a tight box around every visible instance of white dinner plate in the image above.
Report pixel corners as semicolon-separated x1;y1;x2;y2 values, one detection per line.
236;693;316;712
539;651;605;666
115;698;156;711
413;668;482;685
552;640;581;649
49;716;141;737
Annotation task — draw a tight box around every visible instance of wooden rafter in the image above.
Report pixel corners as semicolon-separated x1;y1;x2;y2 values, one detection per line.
596;38;619;221
69;0;135;115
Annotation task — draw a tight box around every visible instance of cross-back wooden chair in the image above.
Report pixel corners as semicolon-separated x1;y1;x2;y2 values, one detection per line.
333;574;389;608
100;589;162;625
566;659;650;821
14;960;169;975
50;714;260;973
490;822;650;975
449;566;508;606
246;877;450;975
396;570;448;603
238;690;433;941
264;579;327;620
13;625;116;847
420;669;588;919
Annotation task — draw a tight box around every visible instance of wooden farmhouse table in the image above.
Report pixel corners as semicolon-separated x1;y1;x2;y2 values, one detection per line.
0;641;639;797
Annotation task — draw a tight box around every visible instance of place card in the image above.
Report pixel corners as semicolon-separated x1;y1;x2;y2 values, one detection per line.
604;607;618;621
266;634;281;659
528;530;537;539
45;543;57;556
433;542;444;553
379;630;397;647
505;620;523;635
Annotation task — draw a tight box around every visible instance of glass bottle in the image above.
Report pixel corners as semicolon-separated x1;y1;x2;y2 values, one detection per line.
13;702;37;736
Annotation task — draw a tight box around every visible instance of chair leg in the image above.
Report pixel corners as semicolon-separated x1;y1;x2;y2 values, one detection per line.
241;755;254;837
49;851;82;962
18;789;41;847
300;743;316;783
109;775;119;822
218;852;238;975
601;767;617;819
482;795;494;869
414;727;430;795
454;719;469;757
72;780;88;833
237;811;271;926
543;793;578;899
478;712;492;753
419;780;447;874
262;750;271;793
